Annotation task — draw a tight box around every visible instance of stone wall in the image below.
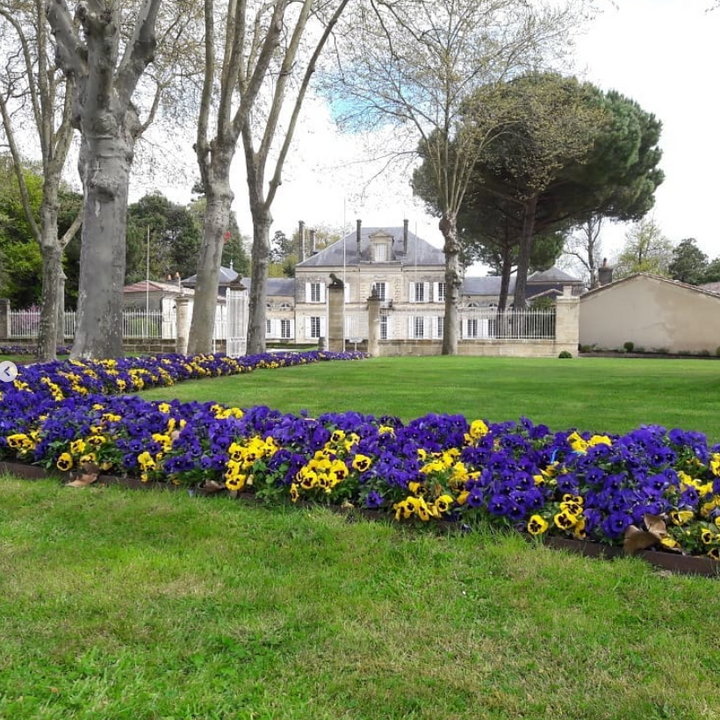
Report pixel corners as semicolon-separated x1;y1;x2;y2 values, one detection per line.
377;339;575;358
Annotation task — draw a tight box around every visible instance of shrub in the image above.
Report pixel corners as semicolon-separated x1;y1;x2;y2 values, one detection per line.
623;341;634;353
558;350;573;359
716;346;720;358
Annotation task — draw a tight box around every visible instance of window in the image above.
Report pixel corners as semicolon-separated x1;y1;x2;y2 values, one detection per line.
435;282;446;302
466;318;478;339
372;282;387;300
436;316;444;339
266;319;272;336
373;243;388;262
305;282;325;303
310;316;321;338
410;282;428;303
413;316;425;339
281;319;291;339
381;315;388;340
280;302;292;311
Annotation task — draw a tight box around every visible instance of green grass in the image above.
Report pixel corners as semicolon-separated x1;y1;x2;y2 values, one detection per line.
140;355;720;441
1;477;719;720
5;355;720;718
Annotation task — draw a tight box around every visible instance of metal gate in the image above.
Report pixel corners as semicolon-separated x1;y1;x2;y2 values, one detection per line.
226;288;248;357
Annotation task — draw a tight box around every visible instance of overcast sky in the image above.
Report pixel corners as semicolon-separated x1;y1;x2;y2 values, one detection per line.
153;0;720;269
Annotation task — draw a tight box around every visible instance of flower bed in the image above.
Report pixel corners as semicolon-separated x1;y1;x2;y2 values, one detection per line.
0;345;72;356
2;350;720;565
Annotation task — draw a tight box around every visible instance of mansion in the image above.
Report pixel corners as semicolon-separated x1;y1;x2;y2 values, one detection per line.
173;221;583;346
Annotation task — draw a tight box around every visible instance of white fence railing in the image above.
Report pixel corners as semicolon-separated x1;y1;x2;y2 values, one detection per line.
9;305;556;344
10;309;176;340
374;307;556;341
460;308;556;340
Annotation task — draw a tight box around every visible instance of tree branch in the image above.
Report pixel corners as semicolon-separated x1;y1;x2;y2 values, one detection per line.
59;205;83;249
265;0;352;210
116;0;162;105
45;0;86;78
0;90;41;243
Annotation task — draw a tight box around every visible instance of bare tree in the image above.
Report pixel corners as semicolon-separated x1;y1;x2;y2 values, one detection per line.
0;0;82;361
187;0;352;355
46;0;167;359
563;215;604;288
328;0;592;353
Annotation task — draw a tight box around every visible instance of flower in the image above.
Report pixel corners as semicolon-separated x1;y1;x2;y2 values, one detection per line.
56;453;73;471
527;515;549;536
352;454;372;472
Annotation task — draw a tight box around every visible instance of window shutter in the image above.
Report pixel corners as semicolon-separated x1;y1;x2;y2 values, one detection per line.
305;283;312;303
409;282;416;303
423;282;431;302
385;316;393;339
289;319;295;339
320;316;327;337
408;316;415;338
304;316;311;339
433;282;441;303
319;283;326;303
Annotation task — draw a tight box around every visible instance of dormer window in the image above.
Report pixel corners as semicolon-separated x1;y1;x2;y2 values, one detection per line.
369;231;393;262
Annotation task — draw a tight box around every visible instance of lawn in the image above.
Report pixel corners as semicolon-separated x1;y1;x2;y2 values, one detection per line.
140;355;720;442
3;353;720;719
1;477;719;720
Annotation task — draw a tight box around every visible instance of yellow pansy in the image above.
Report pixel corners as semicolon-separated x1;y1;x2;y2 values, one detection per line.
527;515;549;536
670;509;694;526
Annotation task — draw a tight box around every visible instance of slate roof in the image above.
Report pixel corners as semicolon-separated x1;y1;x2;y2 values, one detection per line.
461;266;581;297
462;276;514;295
124;280;193;296
296;226;445;267
241;277;296;296
527;266;582;284
181;266;239;287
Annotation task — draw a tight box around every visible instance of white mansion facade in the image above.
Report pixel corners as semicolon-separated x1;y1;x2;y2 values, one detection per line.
178;221;582;347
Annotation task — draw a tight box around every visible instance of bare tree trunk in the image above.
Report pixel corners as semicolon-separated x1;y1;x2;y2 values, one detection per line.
48;0;161;360
439;213;461;355
246;207;272;355
187;178;234;355
498;250;512;313
34;185;61;361
71;133;133;359
37;239;63;361
57;269;67;348
513;193;538;309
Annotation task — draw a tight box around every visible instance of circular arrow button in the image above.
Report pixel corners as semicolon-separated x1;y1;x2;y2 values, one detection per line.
0;360;19;383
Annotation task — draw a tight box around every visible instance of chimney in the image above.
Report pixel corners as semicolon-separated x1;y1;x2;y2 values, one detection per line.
403;219;409;255
356;219;362;259
298;220;305;262
597;258;613;287
309;228;317;255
